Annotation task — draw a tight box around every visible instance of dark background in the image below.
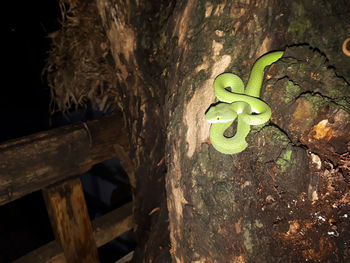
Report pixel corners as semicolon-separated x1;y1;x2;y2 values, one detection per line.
0;1;134;262
2;0;59;142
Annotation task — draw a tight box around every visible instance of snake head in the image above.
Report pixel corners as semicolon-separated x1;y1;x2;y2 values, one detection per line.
205;103;237;123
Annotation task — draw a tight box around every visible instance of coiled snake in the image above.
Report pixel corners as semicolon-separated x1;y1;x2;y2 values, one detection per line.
205;51;284;154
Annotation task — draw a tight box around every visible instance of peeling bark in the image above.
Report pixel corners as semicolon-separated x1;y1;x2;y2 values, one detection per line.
95;1;173;261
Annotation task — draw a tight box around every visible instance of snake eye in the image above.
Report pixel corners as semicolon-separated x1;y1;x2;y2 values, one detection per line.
216;116;221;120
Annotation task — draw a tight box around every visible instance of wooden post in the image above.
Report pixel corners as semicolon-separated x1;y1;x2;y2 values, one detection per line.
43;178;100;263
12;202;134;263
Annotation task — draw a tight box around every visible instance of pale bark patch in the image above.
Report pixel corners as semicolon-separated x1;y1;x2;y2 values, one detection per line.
256;36;273;57
311;120;333;141
97;1;136;82
107;23;136;81
215;30;224;37
184;54;231;157
213;3;225;16
212;40;223;56
290;98;313;134
229;5;246;18
173;1;196;46
195;56;209;73
167;146;188;262
233;255;248;263
205;2;213;17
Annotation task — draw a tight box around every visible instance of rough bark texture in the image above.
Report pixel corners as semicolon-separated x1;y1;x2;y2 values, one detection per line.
95;1;172;262
164;1;350;263
47;0;350;262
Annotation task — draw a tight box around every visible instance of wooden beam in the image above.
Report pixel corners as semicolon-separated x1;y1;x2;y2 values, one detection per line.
42;178;100;263
0;113;128;206
12;202;134;263
92;200;135;247
115;251;134;263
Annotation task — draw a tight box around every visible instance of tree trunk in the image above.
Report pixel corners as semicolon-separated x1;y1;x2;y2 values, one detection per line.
163;1;350;262
49;0;350;262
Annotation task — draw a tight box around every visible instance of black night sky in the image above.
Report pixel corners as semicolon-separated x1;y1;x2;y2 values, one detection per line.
2;1;61;143
1;1;61;261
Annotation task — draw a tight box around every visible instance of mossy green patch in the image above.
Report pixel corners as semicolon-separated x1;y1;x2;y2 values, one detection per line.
276;147;293;173
288;2;311;39
327;87;343;98
255;219;264;228
334;98;350;112
282;80;301;104
282;149;292;161
243;228;253;253
222;34;239;54
262;126;290;147
255;126;291;163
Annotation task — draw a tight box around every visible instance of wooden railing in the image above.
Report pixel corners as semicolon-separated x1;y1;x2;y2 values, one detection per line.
0;114;134;263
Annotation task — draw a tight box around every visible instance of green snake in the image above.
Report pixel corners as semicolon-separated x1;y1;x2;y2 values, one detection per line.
205;51;284;154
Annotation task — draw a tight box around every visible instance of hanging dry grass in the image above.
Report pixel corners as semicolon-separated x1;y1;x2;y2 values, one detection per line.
44;0;117;114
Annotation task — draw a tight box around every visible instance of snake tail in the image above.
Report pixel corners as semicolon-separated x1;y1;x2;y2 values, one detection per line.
245;51;284;97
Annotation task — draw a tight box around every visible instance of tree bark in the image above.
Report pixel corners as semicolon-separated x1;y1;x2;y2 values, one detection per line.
95;1;172;262
162;1;350;262
49;0;350;262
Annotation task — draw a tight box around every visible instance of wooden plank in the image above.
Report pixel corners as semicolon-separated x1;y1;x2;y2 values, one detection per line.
12;202;134;263
0;113;128;206
92;201;134;247
115;251;134;263
12;242;63;263
42;178;100;263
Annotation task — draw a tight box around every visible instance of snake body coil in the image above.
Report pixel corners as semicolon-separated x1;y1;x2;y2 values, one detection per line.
205;51;284;154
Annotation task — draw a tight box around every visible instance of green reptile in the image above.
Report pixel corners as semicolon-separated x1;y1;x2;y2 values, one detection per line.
205;51;284;154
